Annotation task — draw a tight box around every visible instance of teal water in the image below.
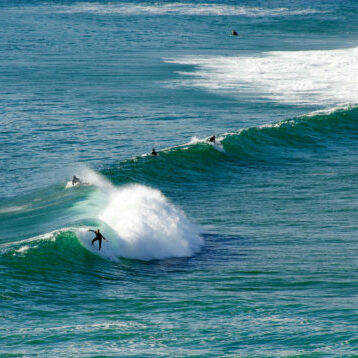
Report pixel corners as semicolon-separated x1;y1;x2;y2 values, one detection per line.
1;1;358;356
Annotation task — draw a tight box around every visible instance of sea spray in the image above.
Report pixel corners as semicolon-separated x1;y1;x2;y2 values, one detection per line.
74;173;203;261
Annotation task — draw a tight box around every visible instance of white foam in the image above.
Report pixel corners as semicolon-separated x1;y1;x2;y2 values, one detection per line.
15;245;30;254
166;47;358;106
187;135;225;152
77;184;203;261
65;167;112;191
54;2;323;17
0;205;28;214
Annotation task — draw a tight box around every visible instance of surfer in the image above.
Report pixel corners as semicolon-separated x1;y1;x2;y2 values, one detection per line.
72;175;80;185
151;148;157;156
88;229;107;251
209;135;216;143
232;29;238;36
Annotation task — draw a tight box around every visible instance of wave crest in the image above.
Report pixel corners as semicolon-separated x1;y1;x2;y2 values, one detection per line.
76;183;203;261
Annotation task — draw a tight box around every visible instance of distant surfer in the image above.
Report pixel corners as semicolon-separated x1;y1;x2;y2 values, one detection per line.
232;29;238;36
151;148;157;156
208;135;216;143
72;175;80;186
88;229;107;251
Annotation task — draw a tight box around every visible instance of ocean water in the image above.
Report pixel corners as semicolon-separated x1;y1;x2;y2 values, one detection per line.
1;0;358;356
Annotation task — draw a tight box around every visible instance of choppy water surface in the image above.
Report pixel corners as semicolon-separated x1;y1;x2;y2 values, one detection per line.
1;0;357;356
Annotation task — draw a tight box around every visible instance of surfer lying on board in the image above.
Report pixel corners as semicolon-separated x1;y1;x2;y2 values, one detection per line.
88;229;107;251
72;175;80;185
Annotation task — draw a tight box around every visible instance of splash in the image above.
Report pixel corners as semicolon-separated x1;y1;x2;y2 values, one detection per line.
65;167;113;190
76;178;203;261
188;136;225;152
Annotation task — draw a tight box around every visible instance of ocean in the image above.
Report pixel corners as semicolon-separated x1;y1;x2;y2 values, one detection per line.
1;0;357;356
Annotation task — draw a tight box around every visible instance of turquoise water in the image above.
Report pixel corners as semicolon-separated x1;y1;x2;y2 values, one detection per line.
1;1;358;356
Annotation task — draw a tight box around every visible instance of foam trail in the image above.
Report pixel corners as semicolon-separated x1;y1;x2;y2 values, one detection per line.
0;205;28;214
53;3;324;17
76;184;203;261
166;47;358;106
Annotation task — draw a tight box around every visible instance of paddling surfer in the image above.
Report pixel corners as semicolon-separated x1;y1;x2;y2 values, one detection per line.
72;175;80;185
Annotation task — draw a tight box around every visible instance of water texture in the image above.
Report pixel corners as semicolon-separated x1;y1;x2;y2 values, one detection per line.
1;0;357;356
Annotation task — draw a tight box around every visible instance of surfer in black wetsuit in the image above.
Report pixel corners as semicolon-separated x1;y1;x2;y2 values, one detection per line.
209;135;216;143
151;148;157;156
72;175;80;185
88;229;107;251
232;29;238;36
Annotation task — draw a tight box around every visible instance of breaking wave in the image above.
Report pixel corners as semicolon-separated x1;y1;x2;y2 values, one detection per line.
166;47;358;106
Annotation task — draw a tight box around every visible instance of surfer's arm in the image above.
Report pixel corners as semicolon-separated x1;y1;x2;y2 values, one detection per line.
88;229;96;233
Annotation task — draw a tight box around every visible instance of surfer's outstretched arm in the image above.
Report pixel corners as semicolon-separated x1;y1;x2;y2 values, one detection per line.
88;229;96;233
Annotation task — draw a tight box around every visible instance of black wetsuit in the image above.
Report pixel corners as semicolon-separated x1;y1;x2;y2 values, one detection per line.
72;176;80;185
89;230;106;250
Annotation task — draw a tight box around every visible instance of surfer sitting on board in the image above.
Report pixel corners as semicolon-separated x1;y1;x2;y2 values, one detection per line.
72;175;81;185
208;135;216;143
151;148;157;156
88;229;107;251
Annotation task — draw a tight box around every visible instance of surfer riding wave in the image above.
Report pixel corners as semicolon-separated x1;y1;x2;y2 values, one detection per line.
88;229;107;251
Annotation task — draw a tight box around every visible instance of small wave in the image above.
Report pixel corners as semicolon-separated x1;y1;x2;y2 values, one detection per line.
53;3;324;17
0;228;67;256
110;105;358;181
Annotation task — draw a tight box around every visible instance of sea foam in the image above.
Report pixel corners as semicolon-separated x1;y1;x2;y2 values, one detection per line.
54;2;323;17
166;47;358;107
76;171;203;261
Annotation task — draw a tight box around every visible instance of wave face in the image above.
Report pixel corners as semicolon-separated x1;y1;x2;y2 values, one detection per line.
166;47;358;106
108;106;358;184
